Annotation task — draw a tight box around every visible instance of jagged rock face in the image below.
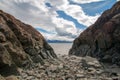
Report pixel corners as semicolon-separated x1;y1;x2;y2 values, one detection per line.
0;10;57;72
69;2;120;65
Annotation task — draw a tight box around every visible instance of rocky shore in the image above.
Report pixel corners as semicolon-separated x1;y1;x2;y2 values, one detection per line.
14;55;120;80
0;1;120;80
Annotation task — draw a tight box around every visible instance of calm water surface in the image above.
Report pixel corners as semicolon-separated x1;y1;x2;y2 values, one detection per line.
49;43;72;55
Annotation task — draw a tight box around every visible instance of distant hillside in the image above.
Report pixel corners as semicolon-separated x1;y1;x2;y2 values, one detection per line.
47;40;72;43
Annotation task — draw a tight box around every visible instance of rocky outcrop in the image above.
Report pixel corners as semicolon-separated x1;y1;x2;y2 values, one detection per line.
69;2;120;65
0;10;57;76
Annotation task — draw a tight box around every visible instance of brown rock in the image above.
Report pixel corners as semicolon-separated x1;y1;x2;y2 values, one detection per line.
0;10;57;76
69;2;120;65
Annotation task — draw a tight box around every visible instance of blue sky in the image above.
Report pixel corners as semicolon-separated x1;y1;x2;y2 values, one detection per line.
56;10;86;29
0;0;118;41
69;0;117;16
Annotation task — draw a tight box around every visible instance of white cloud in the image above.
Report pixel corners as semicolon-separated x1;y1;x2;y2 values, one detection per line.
52;17;80;36
50;0;100;27
40;16;82;41
0;0;57;31
0;0;102;41
70;0;104;4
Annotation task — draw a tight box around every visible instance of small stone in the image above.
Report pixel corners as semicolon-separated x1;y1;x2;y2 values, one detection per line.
58;64;63;69
87;68;96;74
48;65;57;72
22;74;28;79
35;74;41;79
6;75;19;80
75;74;85;78
17;68;23;74
87;62;101;68
96;69;103;74
44;63;49;67
39;66;45;70
26;76;34;80
26;71;34;76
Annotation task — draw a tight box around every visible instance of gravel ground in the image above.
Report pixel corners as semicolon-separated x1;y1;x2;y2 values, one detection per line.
17;55;120;80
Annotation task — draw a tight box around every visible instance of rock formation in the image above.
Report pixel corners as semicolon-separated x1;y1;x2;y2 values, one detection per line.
0;10;57;77
69;1;120;65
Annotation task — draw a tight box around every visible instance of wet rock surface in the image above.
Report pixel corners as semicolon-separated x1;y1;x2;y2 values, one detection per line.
69;1;120;66
16;55;120;80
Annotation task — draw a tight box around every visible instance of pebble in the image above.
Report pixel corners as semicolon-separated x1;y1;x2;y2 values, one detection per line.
5;75;19;80
75;74;85;78
16;55;120;80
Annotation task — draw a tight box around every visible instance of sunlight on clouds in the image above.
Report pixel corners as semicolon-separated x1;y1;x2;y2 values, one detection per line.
52;17;80;36
55;1;100;27
0;0;113;41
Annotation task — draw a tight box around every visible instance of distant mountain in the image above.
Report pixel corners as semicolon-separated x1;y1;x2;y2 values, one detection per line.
47;40;72;43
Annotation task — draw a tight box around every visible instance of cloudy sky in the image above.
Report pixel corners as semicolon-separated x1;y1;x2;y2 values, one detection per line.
0;0;118;41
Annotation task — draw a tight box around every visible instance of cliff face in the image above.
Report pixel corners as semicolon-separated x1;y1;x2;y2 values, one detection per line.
69;2;120;65
0;10;57;75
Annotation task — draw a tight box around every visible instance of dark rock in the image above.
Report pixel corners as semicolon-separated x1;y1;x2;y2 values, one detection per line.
69;2;120;65
110;72;118;77
113;78;119;80
0;10;57;76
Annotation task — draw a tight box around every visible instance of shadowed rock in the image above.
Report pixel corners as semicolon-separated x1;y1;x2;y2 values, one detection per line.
69;1;120;65
0;10;57;77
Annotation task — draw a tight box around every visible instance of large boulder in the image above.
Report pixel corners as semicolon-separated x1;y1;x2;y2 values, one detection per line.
69;2;120;65
0;10;57;76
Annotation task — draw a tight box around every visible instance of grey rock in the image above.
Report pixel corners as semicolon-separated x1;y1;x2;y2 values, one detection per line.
0;75;5;80
75;74;85;78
